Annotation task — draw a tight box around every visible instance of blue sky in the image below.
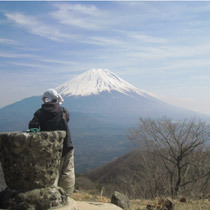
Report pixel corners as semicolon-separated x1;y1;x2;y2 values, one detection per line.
1;1;210;115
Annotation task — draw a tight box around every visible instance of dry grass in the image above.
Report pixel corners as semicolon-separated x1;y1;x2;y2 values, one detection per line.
72;191;210;210
173;199;210;210
130;199;210;210
129;199;155;210
71;190;110;203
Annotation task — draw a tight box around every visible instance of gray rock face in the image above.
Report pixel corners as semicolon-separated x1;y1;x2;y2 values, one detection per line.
111;191;130;210
0;131;67;209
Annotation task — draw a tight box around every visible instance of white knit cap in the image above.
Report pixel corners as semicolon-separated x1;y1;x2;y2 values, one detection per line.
42;89;64;104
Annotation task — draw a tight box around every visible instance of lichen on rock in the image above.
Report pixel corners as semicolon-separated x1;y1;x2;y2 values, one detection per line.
0;131;67;209
9;187;67;210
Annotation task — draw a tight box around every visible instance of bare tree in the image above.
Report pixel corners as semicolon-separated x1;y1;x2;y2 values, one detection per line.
128;117;210;198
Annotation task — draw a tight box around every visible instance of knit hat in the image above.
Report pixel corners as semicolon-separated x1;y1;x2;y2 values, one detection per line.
42;89;64;104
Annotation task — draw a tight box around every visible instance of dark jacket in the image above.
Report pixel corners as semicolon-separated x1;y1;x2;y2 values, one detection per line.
29;103;73;156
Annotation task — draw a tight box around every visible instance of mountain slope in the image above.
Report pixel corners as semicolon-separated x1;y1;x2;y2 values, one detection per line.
56;68;151;98
85;149;144;198
1;68;210;173
55;68;210;123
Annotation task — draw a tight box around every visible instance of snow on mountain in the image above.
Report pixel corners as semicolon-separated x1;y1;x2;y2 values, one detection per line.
56;68;152;98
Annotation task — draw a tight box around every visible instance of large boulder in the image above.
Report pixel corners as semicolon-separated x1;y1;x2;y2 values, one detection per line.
0;131;68;209
111;191;129;210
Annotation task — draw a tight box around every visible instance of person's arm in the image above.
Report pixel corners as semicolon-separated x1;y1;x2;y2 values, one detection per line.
63;108;70;122
29;110;40;129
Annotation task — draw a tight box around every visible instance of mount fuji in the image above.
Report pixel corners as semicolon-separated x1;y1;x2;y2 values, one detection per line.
0;68;210;172
56;68;151;97
55;68;160;122
54;68;208;123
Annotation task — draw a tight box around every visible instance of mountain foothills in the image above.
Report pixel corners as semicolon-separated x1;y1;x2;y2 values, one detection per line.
0;68;210;172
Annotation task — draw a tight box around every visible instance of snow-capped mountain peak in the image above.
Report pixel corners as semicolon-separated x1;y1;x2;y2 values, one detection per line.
56;68;150;97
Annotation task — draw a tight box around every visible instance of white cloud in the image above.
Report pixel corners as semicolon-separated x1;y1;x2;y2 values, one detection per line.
7;61;47;69
0;51;39;58
81;36;124;46
0;38;20;45
5;12;73;41
129;34;167;44
126;42;210;61
163;59;210;72
51;3;107;30
55;3;100;15
0;50;78;66
40;58;77;65
108;30;168;44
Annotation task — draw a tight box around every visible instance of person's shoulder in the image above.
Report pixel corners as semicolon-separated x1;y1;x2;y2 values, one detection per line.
34;108;42;116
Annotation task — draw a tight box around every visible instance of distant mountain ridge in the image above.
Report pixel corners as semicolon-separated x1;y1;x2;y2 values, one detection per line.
1;68;209;122
1;68;210;173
